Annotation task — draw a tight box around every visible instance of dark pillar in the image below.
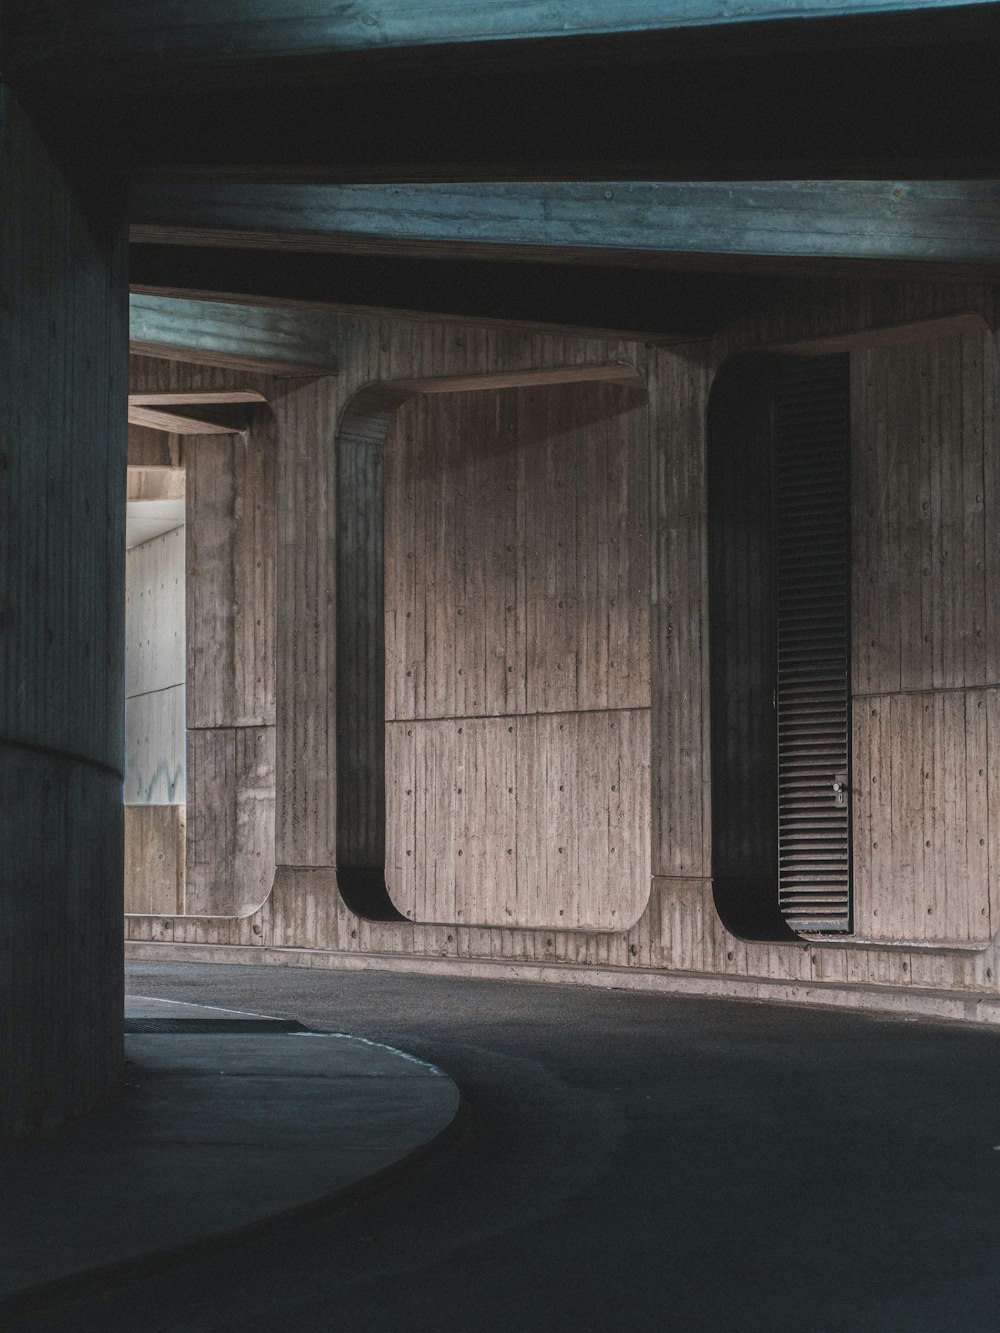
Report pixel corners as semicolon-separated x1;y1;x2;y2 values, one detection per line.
0;86;127;1134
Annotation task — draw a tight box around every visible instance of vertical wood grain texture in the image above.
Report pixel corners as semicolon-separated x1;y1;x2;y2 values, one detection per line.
649;344;714;879
184;391;276;914
234;724;277;915
186;727;274;916
853;331;994;695
382;381;650;929
849;327;1000;943
187;437;236;726
1;88;126;1133
124;805;186;914
853;692;992;944
126;283;1000;1012
271;375;344;868
386;382;649;722
185;728;235;915
385;710;649;930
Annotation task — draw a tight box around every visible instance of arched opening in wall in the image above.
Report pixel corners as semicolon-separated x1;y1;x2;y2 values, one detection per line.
708;351;852;942
708;313;1000;948
124;375;275;920
336;365;651;932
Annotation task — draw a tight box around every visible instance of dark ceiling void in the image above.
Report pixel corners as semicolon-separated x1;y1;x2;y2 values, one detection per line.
127;245;793;341
10;7;1000;181
123;34;1000;180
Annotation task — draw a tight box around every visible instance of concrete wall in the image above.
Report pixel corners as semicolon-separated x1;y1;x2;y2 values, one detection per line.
125;524;186;804
1;86;126;1134
383;384;650;931
124;523;186;915
186;416;277;917
126;282;1000;1024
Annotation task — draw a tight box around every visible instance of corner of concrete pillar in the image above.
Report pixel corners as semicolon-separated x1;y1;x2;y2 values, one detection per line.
0;85;128;1134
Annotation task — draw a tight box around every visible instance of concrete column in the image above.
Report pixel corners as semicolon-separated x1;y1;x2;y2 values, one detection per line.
185;417;276;916
0;87;127;1134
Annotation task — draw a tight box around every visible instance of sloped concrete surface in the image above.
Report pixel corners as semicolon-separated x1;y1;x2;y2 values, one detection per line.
0;997;458;1306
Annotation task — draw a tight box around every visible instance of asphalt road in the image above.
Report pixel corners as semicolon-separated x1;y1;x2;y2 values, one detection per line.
20;961;1000;1332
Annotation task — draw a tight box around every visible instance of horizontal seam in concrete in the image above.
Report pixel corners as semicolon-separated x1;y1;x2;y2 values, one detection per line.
386;704;651;723
124;941;1000;1027
186;722;274;731
853;683;1000;698
126;682;184;701
0;737;123;782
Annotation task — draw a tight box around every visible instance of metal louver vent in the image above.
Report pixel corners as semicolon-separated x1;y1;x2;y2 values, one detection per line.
774;355;852;934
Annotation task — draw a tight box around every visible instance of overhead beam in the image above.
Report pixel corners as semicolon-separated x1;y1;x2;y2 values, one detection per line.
771;312;989;357
393;364;642;396
129;389;266;406
128;293;650;375
131;179;1000;275
129;294;340;374
4;2;983;93
127;404;250;434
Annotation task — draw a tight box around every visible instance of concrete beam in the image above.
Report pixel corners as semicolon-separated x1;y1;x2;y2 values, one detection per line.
129;294;340;374
130;390;266;406
130;179;1000;274
128;404;250;434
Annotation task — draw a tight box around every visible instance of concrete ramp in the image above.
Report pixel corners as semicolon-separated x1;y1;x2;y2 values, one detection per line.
0;997;459;1307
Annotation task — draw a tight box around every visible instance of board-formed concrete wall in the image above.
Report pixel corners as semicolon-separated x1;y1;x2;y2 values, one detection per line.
125;280;1000;1023
383;383;650;932
0;87;127;1134
123;358;279;919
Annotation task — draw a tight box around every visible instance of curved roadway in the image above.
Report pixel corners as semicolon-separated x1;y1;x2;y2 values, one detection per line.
26;961;1000;1331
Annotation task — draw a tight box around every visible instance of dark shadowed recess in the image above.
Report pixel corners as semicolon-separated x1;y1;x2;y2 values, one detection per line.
708;353;796;942
128;246;788;341
11;8;1000;180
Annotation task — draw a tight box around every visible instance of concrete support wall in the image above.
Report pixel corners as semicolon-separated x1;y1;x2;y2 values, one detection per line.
850;331;1000;945
0;87;127;1134
123;359;279;920
185;411;276;916
186;427;275;734
124;524;186;915
125;525;186;804
124;804;186;915
126;283;1000;1024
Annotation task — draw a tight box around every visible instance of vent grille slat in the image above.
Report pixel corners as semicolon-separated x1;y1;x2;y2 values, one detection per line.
775;356;852;935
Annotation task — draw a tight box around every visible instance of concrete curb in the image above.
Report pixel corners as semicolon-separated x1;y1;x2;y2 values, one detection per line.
125;939;1000;1027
